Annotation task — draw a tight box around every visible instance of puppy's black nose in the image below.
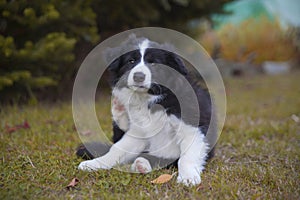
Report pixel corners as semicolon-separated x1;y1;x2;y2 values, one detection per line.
133;72;145;83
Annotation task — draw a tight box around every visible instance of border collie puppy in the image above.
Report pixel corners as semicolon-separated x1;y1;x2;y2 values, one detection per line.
78;38;214;186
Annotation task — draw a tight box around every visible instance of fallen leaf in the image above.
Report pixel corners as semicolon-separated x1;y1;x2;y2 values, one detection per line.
66;178;79;190
5;120;30;133
5;125;18;133
151;173;176;184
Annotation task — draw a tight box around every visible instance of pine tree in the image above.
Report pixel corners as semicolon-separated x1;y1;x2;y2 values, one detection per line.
0;0;99;103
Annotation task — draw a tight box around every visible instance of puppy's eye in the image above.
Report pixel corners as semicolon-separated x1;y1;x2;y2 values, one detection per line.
128;59;135;64
147;60;155;66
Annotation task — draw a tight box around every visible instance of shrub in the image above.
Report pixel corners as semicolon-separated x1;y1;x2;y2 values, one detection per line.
200;17;298;64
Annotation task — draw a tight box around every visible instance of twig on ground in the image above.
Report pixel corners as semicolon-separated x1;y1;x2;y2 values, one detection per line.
27;156;36;168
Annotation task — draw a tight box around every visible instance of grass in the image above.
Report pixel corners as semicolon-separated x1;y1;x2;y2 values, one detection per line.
1;72;300;199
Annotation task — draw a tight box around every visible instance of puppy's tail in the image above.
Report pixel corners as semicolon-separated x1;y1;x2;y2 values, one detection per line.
76;142;111;160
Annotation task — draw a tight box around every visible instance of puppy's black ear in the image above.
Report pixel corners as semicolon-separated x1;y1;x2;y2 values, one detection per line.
103;45;123;72
107;57;120;71
168;53;188;75
106;57;121;86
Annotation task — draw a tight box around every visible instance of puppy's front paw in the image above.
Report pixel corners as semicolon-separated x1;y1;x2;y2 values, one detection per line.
78;159;110;171
177;174;201;186
78;160;99;171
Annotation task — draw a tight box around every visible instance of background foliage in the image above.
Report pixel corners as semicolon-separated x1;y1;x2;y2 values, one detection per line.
0;0;99;103
200;17;299;64
93;0;232;39
0;0;232;103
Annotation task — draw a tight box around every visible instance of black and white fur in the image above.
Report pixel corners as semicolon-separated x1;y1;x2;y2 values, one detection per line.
78;39;214;186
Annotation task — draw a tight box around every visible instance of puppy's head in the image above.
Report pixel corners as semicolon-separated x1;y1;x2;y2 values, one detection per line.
107;39;188;93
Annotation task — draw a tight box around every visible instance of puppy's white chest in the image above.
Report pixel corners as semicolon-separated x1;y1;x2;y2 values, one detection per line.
126;104;168;138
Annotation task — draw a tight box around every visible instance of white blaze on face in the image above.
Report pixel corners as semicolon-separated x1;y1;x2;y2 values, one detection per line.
127;39;152;90
139;39;149;61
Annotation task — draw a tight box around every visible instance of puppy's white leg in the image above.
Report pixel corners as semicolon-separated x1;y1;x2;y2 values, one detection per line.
78;134;147;171
177;129;208;186
131;157;152;174
111;96;129;131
